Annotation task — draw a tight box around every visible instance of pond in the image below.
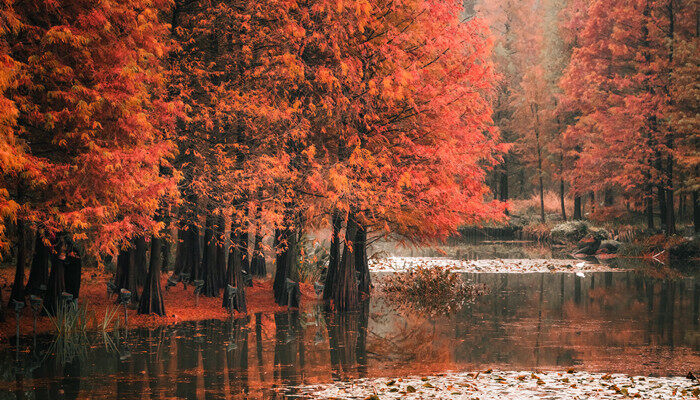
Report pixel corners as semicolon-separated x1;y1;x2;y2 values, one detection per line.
0;259;698;399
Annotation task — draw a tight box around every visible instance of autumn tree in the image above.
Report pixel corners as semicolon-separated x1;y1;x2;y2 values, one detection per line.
2;0;177;312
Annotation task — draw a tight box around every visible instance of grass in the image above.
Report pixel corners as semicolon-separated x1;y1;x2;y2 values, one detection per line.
46;299;94;363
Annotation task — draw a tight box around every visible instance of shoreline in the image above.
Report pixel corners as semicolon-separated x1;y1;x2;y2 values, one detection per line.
0;269;316;343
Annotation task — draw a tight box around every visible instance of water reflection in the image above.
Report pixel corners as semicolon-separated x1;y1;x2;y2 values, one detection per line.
0;271;697;399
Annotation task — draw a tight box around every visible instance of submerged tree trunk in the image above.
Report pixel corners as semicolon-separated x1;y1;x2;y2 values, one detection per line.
26;233;50;295
138;235;166;315
9;220;28;305
355;221;371;297
333;212;359;312
323;210;343;301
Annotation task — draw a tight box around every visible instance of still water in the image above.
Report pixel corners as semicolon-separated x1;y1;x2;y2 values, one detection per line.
0;269;698;399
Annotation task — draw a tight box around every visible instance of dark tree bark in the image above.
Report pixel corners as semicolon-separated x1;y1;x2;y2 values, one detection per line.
215;213;228;289
355;221;371;296
115;244;139;304
8;220;28;305
138;236;166;315
499;169;509;202
64;247;82;299
693;190;699;234
589;191;596;215
323;211;343;301
0;285;4;322
604;188;614;206
273;225;297;306
26;232;50;295
240;223;249;277
573;196;582;220
173;227;185;275
180;221;201;280
657;184;668;228
665;167;676;235
134;236;149;287
222;221;246;313
201;213;219;297
559;178;567;221
250;228;266;277
333;212;360;311
161;208;172;272
44;244;66;316
646;196;655;230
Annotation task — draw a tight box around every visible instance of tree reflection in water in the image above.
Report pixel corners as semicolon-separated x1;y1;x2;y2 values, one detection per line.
0;271;697;399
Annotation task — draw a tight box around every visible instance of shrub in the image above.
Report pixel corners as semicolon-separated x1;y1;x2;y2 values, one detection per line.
381;265;486;318
550;220;589;243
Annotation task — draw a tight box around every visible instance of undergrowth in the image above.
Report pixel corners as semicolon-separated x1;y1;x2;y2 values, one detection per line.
381;265;486;318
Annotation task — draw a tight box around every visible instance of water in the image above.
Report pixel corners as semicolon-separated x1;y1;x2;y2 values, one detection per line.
0;268;698;399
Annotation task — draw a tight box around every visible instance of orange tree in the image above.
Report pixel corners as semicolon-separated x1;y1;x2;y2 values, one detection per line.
1;0;177;312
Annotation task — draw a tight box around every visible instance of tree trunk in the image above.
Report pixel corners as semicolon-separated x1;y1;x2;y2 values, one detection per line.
559;178;567;221
646;196;655;230
355;221;371;296
333;212;360;312
499;169;509;202
26;232;50;295
693;190;699;234
134;236;148;287
8;220;28;305
64;247;82;299
138;236;166;315
201;213;219;297
250;228;266;277
604;188;613;206
173;227;185;275
323;210;343;301
273;225;297;306
222;221;247;313
574;196;582;220
533;105;545;223
215;213;228;289
44;245;66;316
240;223;249;278
115;244;139;304
161;208;172;272
182;221;201;280
0;284;4;322
665;162;676;235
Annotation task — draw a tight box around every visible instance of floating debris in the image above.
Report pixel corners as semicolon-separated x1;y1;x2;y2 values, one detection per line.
292;370;699;399
369;257;624;274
